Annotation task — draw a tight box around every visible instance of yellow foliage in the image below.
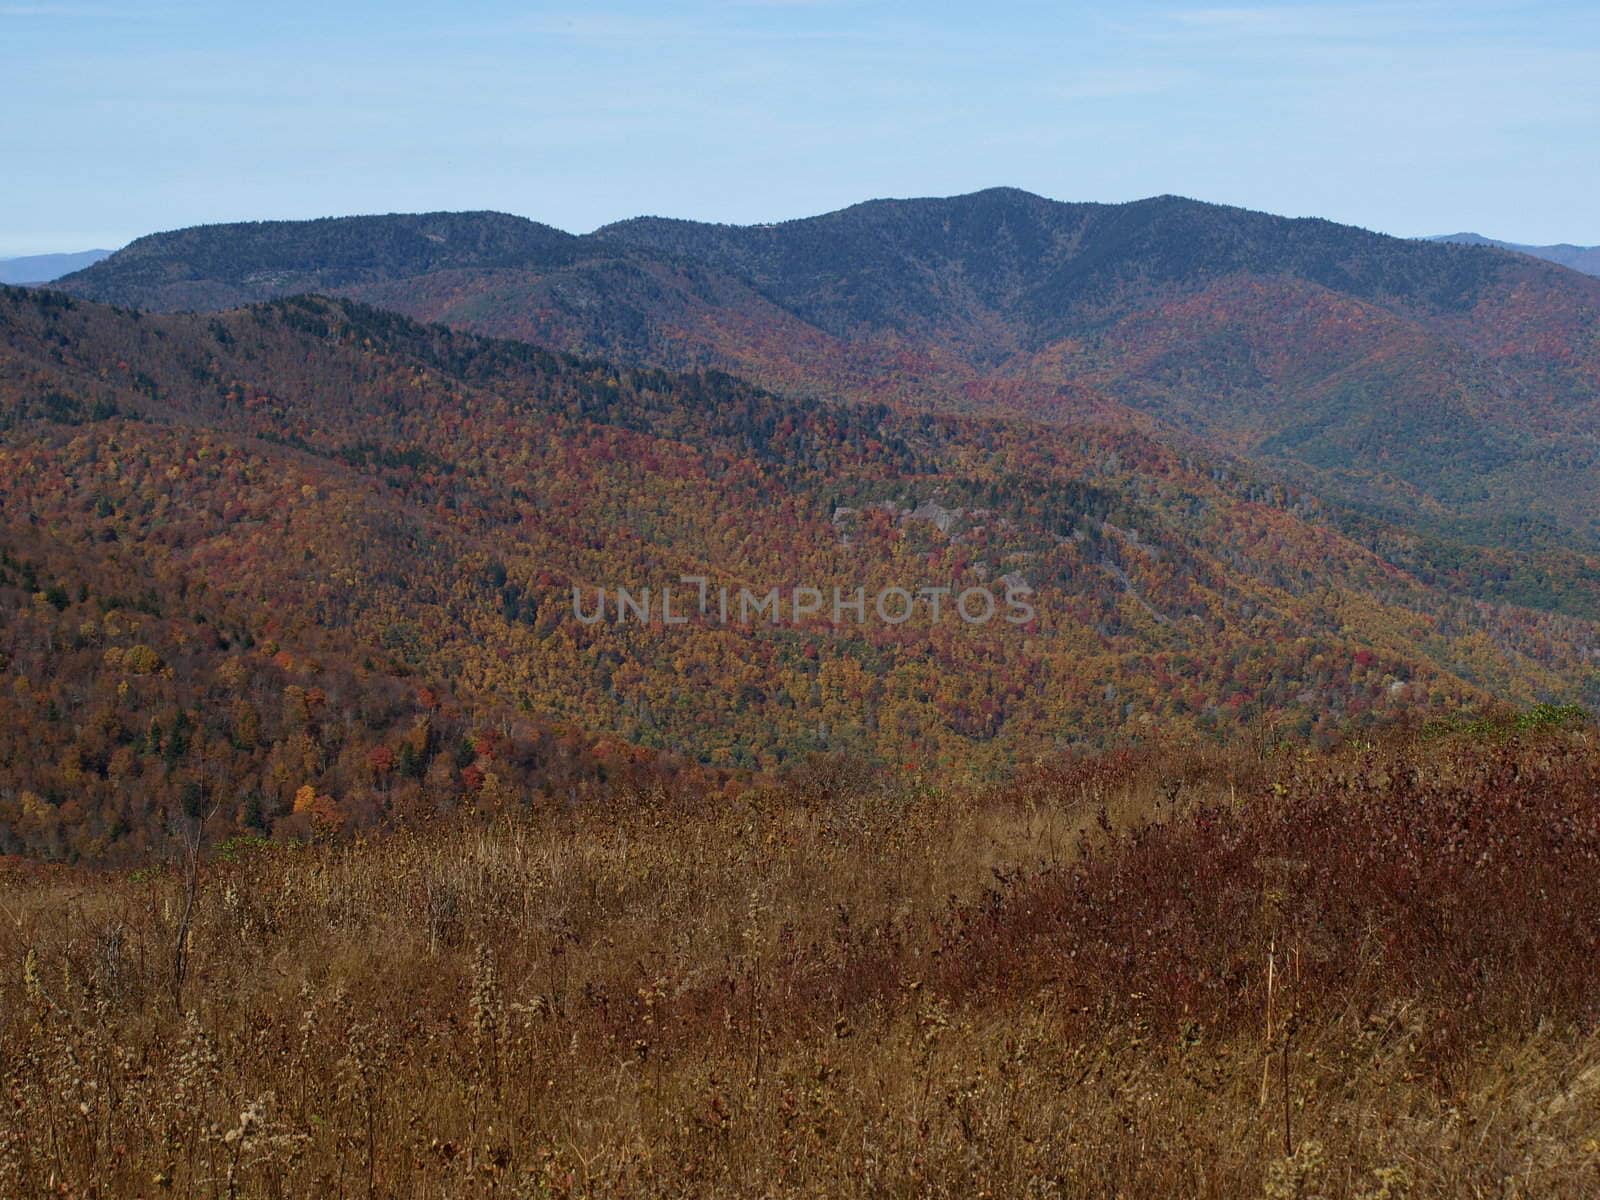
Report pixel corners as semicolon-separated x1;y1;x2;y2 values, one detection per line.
121;645;164;675
20;790;53;821
214;657;249;689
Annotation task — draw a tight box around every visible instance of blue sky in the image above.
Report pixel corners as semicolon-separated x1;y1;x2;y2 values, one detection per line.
2;1;1596;255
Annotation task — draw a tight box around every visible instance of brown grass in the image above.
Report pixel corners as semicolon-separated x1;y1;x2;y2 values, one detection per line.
3;731;1599;1197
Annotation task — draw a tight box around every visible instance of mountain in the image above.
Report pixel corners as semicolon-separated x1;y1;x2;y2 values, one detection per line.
1430;232;1600;277
596;190;1503;343
52;212;578;309
56;190;1600;560
4;283;1596;858
0;248;112;285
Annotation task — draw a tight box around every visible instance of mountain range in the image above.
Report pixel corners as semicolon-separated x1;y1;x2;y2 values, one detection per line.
0;248;111;285
57;190;1600;556
4;188;1598;857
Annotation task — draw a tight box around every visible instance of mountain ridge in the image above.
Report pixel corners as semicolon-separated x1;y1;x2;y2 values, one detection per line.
64;189;1537;323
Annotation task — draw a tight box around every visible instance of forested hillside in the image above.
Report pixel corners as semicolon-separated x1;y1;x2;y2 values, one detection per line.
3;285;1596;859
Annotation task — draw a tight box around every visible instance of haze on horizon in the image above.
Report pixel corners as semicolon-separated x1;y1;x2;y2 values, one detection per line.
2;0;1597;257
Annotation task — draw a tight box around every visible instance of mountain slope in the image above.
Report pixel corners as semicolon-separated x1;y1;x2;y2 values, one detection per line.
591;193;1600;549
5;284;1596;857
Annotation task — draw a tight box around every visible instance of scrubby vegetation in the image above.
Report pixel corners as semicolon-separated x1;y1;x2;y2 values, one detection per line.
5;720;1599;1197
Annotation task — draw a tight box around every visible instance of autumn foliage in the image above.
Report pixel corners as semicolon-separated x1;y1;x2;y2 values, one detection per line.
2;286;1596;856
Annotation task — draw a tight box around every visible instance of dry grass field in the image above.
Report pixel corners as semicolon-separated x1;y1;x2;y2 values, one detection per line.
4;721;1600;1198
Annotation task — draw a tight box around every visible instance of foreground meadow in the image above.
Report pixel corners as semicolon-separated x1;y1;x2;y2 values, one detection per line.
3;723;1599;1198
